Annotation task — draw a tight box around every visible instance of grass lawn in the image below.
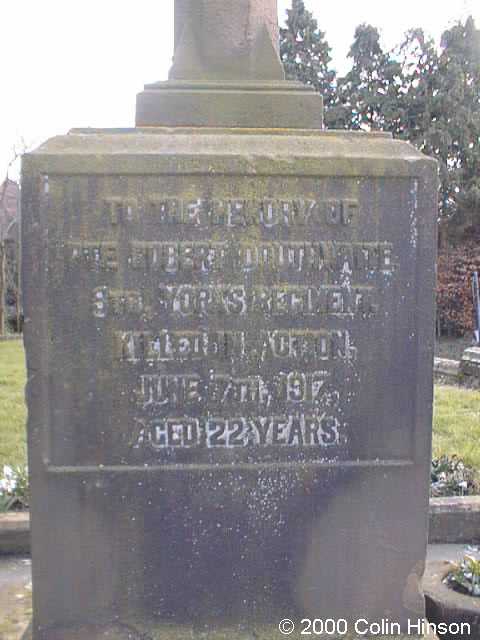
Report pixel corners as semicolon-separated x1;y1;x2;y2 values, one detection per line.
0;341;27;468
0;341;479;470
433;384;480;469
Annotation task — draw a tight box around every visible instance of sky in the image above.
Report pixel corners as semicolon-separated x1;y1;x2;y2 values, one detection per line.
1;0;479;181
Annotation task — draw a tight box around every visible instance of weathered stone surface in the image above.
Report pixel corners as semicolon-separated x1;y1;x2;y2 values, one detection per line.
135;81;323;129
22;126;437;638
174;0;280;53
429;497;480;544
171;0;283;81
460;346;480;377
20;623;439;640
433;357;460;378
0;513;30;556
4;499;479;557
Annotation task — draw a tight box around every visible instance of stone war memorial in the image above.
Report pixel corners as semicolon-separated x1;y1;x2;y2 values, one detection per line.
21;0;438;638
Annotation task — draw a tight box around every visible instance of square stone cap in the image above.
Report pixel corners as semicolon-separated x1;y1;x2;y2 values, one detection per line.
135;81;324;128
23;128;437;179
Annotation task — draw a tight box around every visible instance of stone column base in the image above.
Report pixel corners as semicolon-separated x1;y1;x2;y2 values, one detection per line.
135;80;323;129
23;619;439;639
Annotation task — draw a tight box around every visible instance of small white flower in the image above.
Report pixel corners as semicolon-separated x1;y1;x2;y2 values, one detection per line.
0;467;17;494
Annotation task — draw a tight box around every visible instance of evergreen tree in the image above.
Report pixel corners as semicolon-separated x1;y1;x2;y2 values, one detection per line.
394;19;480;235
280;0;336;110
396;28;440;147
395;19;480;234
435;17;480;232
334;24;403;132
280;4;480;238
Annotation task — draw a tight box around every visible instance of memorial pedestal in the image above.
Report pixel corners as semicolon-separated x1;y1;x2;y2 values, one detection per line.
22;127;437;639
22;2;437;638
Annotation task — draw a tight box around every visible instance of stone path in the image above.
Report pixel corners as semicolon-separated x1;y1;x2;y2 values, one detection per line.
0;557;32;639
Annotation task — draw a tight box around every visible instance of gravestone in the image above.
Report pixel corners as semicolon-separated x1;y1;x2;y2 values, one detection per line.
460;346;480;379
22;1;437;638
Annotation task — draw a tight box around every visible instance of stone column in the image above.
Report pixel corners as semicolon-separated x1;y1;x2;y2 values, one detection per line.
174;0;280;55
170;0;283;81
136;0;323;127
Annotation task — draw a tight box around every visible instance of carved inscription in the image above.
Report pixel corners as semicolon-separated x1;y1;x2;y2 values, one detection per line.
107;198;358;228
60;192;397;462
66;240;393;278
134;415;342;451
137;371;337;408
128;241;392;275
114;330;356;363
67;241;119;271
94;285;378;319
